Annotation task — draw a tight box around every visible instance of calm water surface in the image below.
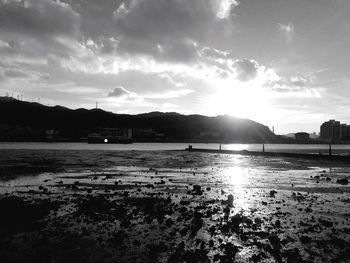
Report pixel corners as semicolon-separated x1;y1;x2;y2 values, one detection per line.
1;142;350;154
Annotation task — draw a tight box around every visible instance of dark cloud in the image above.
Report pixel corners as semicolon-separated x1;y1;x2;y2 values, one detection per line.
115;0;215;41
233;59;259;81
4;68;30;78
63;0;122;40
113;0;234;62
0;0;80;37
64;0;236;62
0;0;237;67
0;0;82;61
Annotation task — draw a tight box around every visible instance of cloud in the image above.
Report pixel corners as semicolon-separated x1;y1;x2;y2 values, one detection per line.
0;0;82;61
0;0;80;37
289;76;312;88
0;61;48;81
216;0;239;19
277;22;294;42
4;68;31;79
264;74;321;98
113;2;130;20
105;0;237;62
143;89;193;99
232;59;260;82
107;86;133;98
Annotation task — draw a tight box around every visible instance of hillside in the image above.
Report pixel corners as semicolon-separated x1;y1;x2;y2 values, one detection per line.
0;97;278;143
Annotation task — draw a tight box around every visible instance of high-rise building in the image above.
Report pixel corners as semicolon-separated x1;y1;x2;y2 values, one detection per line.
340;124;348;139
320;120;340;141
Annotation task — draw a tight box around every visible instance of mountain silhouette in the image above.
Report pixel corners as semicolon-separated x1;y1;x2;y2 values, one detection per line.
0;97;277;143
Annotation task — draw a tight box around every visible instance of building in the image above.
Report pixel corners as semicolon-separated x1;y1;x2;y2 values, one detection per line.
347;126;350;138
45;129;59;140
340;124;348;139
96;128;132;139
294;132;310;141
320;120;340;141
132;128;164;140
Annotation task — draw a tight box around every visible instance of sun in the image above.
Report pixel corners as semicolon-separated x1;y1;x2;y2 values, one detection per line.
206;81;274;125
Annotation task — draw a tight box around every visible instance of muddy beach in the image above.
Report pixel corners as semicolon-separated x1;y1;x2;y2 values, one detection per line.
0;149;350;263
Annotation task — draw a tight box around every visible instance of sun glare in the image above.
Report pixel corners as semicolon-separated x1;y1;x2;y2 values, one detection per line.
207;84;273;123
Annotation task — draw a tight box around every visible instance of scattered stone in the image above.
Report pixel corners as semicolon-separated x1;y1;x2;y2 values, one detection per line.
192;185;203;195
227;194;234;207
190;211;203;237
275;220;281;228
336;178;348;185
270;190;277;197
319;218;333;228
299;235;312;244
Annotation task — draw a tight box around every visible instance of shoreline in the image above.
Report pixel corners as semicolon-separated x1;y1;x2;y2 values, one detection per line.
185;147;350;162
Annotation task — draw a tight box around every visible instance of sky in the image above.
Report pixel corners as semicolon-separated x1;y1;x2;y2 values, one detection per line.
1;0;350;134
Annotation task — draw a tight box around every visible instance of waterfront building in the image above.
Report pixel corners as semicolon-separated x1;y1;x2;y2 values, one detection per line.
294;132;310;141
320;120;340;141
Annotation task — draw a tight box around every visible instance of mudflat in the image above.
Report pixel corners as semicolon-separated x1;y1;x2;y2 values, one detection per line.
0;149;349;262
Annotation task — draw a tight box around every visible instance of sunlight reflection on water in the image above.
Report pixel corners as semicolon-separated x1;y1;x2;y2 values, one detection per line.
223;166;248;186
223;144;250;151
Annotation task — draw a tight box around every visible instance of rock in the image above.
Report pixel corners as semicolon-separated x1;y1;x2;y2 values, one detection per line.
190;211;203;237
229;214;242;233
285;248;302;263
251;252;267;262
319;218;333;227
223;206;230;220
269;190;277;197
305;207;313;213
192;185;203;195
275;220;281;228
268;235;281;250
165;218;174;227
227;194;234;207
179;228;188;236
223;242;238;260
299;235;311;243
336;178;348;185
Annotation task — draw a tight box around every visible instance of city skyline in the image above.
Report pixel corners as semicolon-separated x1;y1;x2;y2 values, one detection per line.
1;0;350;133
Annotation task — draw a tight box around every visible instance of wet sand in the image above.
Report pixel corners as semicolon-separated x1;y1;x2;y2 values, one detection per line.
0;149;349;262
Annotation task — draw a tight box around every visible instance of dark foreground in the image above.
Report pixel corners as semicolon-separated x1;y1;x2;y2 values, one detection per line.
0;150;350;263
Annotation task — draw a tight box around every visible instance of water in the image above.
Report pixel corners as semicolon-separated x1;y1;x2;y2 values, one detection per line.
0;142;350;155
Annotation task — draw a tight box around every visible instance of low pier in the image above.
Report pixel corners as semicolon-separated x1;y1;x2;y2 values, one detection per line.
185;147;350;162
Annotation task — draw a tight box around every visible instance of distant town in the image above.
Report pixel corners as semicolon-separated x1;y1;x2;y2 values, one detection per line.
320;120;350;142
286;120;350;143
